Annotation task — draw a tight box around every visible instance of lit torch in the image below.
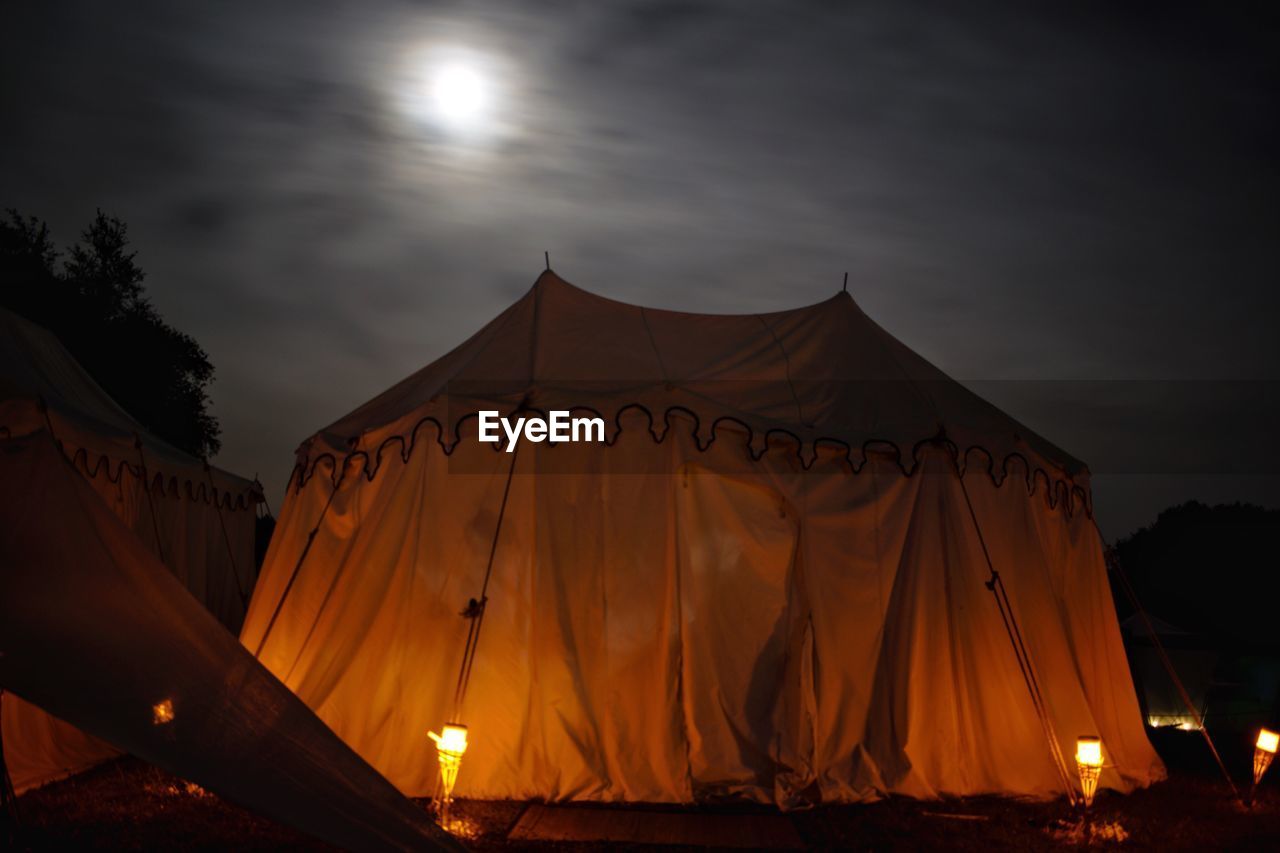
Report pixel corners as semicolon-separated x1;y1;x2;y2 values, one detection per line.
1254;728;1278;800
428;723;468;830
1076;736;1103;808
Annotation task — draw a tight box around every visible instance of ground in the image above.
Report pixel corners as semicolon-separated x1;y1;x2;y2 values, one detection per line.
9;733;1280;851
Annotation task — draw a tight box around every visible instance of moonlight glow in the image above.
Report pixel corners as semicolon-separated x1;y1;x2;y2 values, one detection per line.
432;64;485;124
399;51;497;136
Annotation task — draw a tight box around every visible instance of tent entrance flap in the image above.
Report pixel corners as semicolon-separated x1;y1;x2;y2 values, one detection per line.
676;465;803;799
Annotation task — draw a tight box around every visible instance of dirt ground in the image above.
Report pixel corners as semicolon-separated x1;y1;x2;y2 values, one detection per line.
9;737;1280;851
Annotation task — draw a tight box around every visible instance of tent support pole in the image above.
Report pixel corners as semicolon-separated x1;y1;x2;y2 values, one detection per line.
1105;544;1243;806
955;469;1080;805
204;459;250;611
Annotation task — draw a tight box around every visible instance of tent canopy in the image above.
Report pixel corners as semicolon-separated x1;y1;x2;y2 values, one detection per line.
304;272;1085;510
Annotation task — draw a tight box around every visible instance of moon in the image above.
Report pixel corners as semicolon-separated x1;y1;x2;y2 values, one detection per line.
430;63;486;127
394;46;509;147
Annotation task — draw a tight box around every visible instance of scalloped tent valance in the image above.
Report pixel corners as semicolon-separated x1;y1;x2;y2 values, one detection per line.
302;270;1088;512
0;306;260;510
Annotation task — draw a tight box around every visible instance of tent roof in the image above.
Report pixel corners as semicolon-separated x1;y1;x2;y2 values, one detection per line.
307;271;1086;496
0;306;258;508
1120;613;1190;638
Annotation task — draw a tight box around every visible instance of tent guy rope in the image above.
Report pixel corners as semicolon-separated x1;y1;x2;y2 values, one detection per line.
452;440;521;719
956;470;1080;806
251;470;341;659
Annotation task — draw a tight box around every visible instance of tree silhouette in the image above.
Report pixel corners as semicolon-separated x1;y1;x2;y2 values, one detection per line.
1;209;221;457
1112;501;1280;649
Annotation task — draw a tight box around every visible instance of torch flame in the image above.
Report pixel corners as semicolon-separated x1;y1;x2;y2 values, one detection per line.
430;723;469;756
1258;729;1278;755
1075;736;1102;768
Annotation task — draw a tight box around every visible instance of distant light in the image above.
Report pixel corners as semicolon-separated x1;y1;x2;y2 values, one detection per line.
1147;714;1203;731
152;699;175;725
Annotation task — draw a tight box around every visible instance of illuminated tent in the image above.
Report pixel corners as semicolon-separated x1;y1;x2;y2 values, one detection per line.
1120;614;1217;730
243;271;1164;806
0;432;456;851
0;307;258;792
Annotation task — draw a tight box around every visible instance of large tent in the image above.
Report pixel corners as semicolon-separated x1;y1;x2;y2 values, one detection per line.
243;271;1164;806
1;307;259;793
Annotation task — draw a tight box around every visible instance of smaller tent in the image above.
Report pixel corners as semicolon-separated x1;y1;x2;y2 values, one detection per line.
1;431;457;851
1120;614;1217;730
0;307;259;627
0;307;259;792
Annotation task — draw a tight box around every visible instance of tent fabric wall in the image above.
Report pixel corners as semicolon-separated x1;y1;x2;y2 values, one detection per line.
79;465;257;632
1;694;114;793
0;433;457;851
1;306;259;793
244;426;1161;805
242;273;1162;806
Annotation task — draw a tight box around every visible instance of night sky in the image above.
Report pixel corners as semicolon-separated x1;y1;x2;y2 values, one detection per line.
4;1;1277;538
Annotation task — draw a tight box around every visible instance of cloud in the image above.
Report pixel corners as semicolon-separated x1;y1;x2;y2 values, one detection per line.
2;0;1276;535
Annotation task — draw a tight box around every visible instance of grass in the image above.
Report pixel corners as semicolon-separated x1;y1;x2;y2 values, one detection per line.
10;734;1280;851
11;759;331;852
